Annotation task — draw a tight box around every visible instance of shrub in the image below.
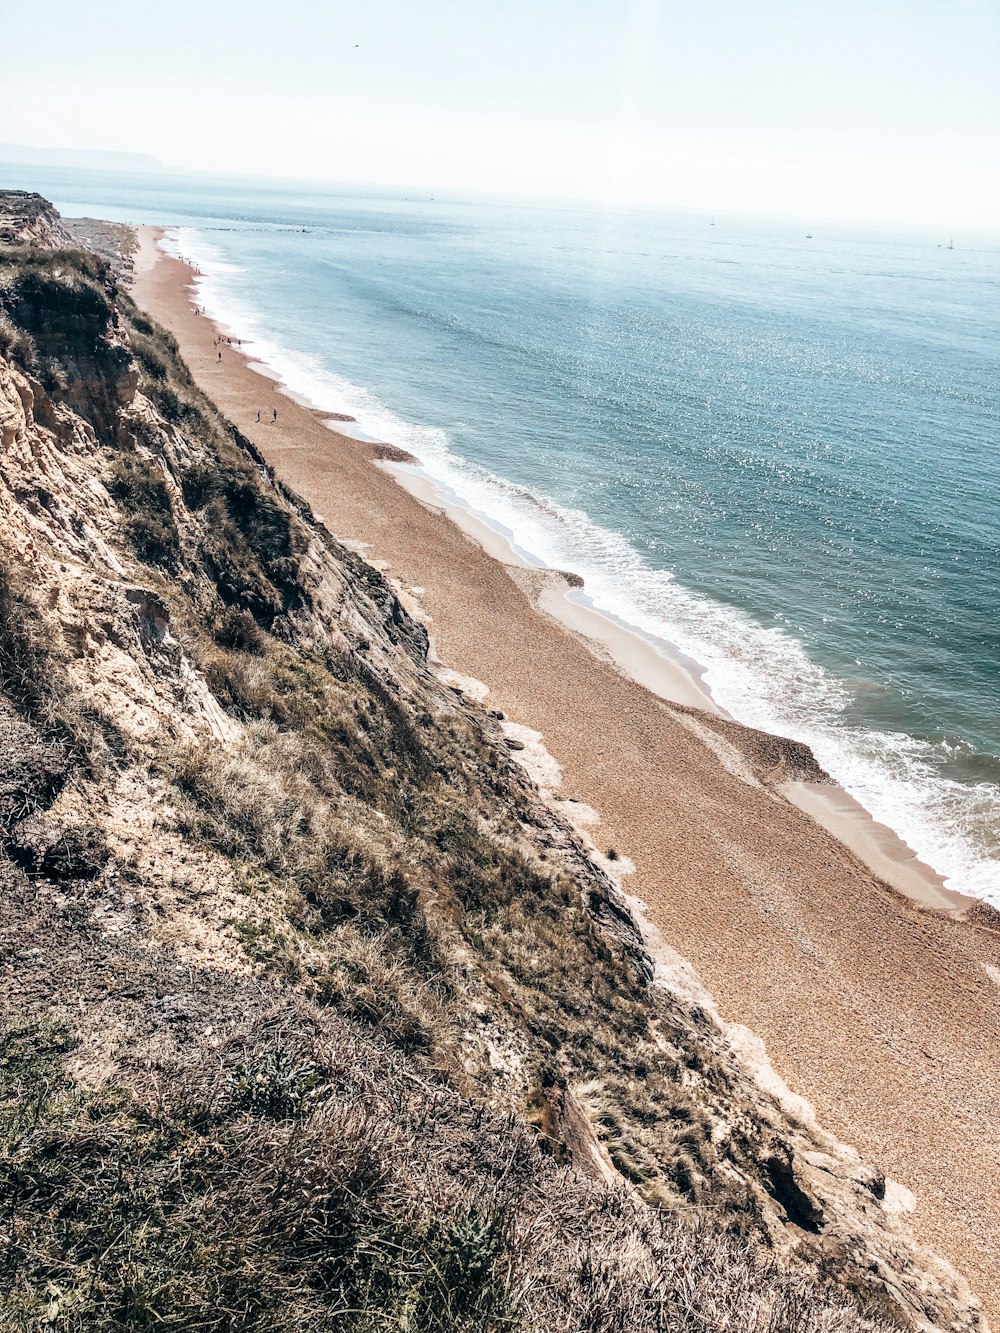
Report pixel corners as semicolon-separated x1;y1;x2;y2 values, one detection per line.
402;1206;520;1333
106;453;181;570
0;255;132;441
128;330;169;381
212;606;268;655
0;311;36;367
149;381;198;425
123;509;180;570
180;461;222;510
232;1045;321;1118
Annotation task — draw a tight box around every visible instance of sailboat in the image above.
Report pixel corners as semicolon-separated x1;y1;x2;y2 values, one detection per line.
948;238;954;250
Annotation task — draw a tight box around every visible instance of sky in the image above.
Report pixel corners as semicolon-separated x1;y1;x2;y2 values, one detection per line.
3;0;999;226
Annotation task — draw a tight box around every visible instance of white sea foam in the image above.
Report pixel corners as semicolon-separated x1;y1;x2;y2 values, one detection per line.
161;227;1000;906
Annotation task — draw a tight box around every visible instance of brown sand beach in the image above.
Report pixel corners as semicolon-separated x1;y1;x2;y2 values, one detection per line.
133;229;1000;1313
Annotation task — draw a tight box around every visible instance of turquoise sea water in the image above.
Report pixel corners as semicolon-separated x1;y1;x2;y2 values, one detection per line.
4;165;999;902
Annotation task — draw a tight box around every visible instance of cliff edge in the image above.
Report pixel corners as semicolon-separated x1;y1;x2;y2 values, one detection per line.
0;193;985;1332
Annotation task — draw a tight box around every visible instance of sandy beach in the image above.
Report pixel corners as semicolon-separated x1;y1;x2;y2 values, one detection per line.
133;229;1000;1313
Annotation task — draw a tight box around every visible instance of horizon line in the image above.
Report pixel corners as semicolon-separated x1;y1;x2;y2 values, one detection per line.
0;146;996;237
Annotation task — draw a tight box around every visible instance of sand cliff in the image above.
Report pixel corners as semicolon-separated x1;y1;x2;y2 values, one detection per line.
0;193;992;1330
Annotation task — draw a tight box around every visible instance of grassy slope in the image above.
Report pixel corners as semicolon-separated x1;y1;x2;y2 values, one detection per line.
0;224;951;1330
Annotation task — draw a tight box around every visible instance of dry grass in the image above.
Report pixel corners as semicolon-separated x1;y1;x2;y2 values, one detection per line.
0;311;36;367
159;695;800;1254
0;1019;891;1333
106;452;181;571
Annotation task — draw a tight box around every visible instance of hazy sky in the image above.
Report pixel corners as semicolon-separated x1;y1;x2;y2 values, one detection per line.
4;0;999;225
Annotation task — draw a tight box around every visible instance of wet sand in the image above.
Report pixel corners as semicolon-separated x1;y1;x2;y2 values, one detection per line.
133;228;1000;1314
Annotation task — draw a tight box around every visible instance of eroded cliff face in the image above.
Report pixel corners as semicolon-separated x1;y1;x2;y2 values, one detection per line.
0;191;73;250
0;197;985;1332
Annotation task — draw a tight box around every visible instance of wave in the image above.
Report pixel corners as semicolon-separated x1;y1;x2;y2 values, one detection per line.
162;227;1000;905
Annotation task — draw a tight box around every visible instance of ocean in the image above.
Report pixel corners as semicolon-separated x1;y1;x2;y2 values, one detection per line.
4;164;999;903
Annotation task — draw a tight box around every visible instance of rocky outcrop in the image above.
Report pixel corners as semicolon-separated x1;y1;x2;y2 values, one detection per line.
0;190;73;249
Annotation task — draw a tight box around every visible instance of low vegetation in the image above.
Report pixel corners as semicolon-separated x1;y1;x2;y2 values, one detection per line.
0;1016;891;1333
0;201;947;1329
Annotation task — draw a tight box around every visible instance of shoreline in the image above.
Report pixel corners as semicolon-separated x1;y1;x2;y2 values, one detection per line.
379;454;972;915
131;225;1000;1314
381;457;723;716
163;224;966;913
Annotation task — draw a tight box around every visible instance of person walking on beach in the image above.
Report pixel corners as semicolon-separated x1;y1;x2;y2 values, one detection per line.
217;350;222;362
256;410;260;423
272;407;278;422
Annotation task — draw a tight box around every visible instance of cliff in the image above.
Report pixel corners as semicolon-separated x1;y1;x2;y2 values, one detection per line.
0;193;985;1331
0;191;72;249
